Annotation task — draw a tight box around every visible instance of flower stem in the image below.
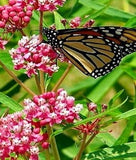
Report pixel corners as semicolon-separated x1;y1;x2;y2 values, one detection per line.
39;72;60;160
39;71;45;93
0;60;35;96
73;133;87;160
38;10;60;160
19;29;26;36
39;11;43;34
84;132;97;149
47;126;60;160
35;74;42;93
45;150;51;160
52;63;73;92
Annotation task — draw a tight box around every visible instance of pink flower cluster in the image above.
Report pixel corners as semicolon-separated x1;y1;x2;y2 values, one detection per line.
0;0;66;32
9;35;58;77
0;112;49;160
0;0;33;32
31;0;66;11
24;88;83;126
0;89;83;159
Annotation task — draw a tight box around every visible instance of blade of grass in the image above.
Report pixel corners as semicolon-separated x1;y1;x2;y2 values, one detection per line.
0;92;23;111
79;0;134;20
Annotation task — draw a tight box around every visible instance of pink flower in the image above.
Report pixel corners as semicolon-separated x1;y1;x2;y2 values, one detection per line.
70;17;81;28
0;111;49;159
0;38;7;50
88;102;97;113
0;88;83;159
31;0;66;11
0;0;33;32
83;19;95;28
24;88;83;126
9;35;58;77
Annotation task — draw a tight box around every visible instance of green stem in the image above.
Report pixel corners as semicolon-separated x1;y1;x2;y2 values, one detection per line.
52;63;72;92
38;10;60;160
38;10;52;160
45;150;51;160
39;71;45;93
73;133;87;160
84;132;97;149
39;71;60;160
39;11;43;35
47;126;60;160
35;74;42;93
19;29;26;36
0;60;35;97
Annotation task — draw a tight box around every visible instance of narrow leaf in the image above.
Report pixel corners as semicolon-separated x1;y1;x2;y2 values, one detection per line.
117;108;136;120
79;0;134;20
82;142;136;160
108;89;124;107
54;11;65;29
0;92;23;111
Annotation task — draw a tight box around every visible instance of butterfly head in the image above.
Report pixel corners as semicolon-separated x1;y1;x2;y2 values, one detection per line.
42;27;59;48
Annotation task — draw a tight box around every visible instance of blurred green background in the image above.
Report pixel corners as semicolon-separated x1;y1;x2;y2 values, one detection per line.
0;0;136;159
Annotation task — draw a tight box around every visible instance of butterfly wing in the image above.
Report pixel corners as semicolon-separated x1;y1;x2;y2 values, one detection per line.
56;27;136;78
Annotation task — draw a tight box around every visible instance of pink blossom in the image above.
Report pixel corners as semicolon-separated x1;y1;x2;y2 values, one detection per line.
30;0;66;11
0;88;83;159
70;17;81;28
24;88;83;126
0;38;7;50
0;0;33;32
0;111;49;159
83;19;95;28
9;35;58;77
88;102;97;113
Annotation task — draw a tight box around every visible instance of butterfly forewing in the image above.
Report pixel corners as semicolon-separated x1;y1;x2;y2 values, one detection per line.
42;26;136;78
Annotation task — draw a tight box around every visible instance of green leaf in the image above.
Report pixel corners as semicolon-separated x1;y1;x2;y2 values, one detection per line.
0;92;23;111
58;0;79;18
87;1;111;19
97;133;116;147
79;0;134;20
82;142;136;160
108;89;124;108
0;52;13;70
122;67;136;80
125;16;136;27
87;68;123;102
67;77;100;95
114;117;136;146
117;108;136;120
54;11;65;29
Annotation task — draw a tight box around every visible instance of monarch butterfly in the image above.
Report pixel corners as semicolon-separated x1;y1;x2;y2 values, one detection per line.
42;26;136;78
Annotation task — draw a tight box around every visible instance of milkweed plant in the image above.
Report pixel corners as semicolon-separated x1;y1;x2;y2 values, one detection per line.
0;0;136;160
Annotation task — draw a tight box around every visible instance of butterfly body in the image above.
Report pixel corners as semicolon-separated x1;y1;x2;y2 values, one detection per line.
42;26;136;78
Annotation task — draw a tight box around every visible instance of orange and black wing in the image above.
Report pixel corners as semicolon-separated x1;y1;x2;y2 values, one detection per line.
56;27;136;78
